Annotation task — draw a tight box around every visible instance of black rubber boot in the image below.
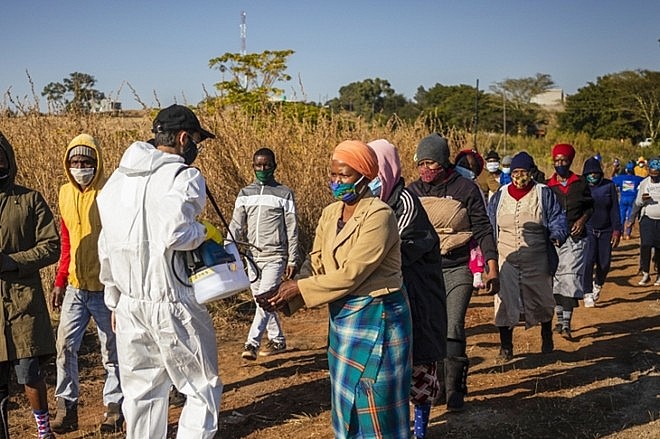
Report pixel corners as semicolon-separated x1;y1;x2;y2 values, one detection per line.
0;393;9;439
541;321;554;353
498;326;514;361
444;357;469;412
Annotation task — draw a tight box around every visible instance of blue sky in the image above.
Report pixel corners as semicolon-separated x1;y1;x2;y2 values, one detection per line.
2;1;659;110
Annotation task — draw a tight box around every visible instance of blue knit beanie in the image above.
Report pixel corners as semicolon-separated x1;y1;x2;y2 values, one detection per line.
510;152;534;171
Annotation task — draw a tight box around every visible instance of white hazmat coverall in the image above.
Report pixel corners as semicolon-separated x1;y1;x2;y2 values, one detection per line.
97;141;222;439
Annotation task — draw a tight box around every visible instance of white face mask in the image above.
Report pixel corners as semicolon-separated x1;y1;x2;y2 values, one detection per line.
502;167;511;174
70;168;95;186
486;162;500;173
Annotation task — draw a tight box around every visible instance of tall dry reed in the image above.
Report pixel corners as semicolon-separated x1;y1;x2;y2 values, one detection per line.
0;108;634;311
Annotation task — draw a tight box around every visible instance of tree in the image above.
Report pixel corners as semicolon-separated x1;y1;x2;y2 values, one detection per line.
41;72;105;113
415;83;501;132
326;78;414;121
488;73;555;134
559;70;660;142
208;49;295;108
490;73;555;112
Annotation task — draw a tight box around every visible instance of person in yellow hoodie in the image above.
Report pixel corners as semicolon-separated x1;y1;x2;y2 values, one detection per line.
50;134;123;434
635;156;649;178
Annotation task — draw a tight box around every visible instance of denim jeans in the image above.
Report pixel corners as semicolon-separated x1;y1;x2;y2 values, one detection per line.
246;259;286;347
55;286;122;406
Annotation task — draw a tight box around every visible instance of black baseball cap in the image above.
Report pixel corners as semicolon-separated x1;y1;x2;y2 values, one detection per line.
152;104;215;141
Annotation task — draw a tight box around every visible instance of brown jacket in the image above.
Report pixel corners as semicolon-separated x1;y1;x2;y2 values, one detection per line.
296;196;402;309
0;132;60;362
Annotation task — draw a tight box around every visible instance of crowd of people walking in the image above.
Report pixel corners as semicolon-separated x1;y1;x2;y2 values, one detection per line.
0;108;658;438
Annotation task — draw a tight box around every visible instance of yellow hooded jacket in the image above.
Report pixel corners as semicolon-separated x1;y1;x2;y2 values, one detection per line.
55;134;106;291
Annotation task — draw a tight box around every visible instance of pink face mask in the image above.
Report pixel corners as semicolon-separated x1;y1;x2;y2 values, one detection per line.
419;166;444;183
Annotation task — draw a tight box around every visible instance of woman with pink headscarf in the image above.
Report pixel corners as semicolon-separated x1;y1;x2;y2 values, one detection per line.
368;138;446;439
263;140;412;438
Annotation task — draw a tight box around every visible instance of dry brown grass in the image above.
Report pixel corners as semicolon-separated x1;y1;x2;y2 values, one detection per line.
0;108;633;286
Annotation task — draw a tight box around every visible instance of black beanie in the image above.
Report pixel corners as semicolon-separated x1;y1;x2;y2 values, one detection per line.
414;134;451;168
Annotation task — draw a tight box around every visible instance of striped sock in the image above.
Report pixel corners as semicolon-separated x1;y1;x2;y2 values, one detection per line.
33;409;52;437
555;305;564;327
562;310;572;330
414;403;432;438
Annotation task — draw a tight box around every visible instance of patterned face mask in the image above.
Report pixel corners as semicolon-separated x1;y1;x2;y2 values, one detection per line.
511;173;531;189
418;166;444;183
329;175;365;203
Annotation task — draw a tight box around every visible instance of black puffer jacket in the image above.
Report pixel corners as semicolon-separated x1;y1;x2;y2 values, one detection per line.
386;179;447;365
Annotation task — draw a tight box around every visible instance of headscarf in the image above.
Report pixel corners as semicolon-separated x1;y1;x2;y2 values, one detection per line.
367;139;401;202
332;140;379;180
455;149;484;176
552;143;576;161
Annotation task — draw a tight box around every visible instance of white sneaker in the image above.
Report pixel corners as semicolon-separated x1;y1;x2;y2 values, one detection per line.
638;272;650;286
583;293;595;308
654;275;660;286
592;283;602;302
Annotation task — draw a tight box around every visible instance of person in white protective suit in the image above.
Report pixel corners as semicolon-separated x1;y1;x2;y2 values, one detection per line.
97;104;223;438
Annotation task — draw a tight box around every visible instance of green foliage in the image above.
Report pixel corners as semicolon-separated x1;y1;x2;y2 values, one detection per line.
41;72;105;114
415;83;502;132
488;73;555;133
559;70;660;143
208;50;295;110
490;73;555;111
326;78;416;121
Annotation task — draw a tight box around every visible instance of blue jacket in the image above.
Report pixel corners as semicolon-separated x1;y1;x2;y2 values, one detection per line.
586;178;622;232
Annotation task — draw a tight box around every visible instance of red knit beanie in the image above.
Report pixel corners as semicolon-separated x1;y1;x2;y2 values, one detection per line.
552;143;575;161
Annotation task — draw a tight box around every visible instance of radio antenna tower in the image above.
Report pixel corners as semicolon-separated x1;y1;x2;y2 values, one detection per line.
240;11;247;55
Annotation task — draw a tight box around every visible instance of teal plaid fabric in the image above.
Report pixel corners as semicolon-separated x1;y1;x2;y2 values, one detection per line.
327;290;412;438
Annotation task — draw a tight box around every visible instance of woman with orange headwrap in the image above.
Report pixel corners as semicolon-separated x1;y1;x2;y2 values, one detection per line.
262;140;412;438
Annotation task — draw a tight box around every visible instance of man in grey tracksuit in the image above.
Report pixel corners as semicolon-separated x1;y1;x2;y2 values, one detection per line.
229;148;299;360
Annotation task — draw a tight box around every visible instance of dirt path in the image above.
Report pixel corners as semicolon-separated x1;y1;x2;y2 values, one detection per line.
8;235;659;438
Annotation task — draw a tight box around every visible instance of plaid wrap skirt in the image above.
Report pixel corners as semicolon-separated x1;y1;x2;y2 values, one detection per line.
327;290;412;439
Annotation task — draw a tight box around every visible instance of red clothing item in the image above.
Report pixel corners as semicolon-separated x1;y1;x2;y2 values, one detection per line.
547;172;580;194
507;182;534;201
54;218;71;288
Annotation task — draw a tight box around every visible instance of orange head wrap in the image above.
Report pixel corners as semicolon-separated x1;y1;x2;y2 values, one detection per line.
552;143;576;161
332;140;379;180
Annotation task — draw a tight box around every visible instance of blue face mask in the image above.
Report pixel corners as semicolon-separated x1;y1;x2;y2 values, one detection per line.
455;165;475;181
368;177;382;197
554;165;571;178
330;176;365;203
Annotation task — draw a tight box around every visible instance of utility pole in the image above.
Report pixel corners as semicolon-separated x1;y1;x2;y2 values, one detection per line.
240;11;247;55
503;92;507;153
240;11;247;88
473;79;479;150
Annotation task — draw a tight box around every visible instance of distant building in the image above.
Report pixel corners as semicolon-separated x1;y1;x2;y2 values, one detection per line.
91;98;122;113
531;88;565;111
